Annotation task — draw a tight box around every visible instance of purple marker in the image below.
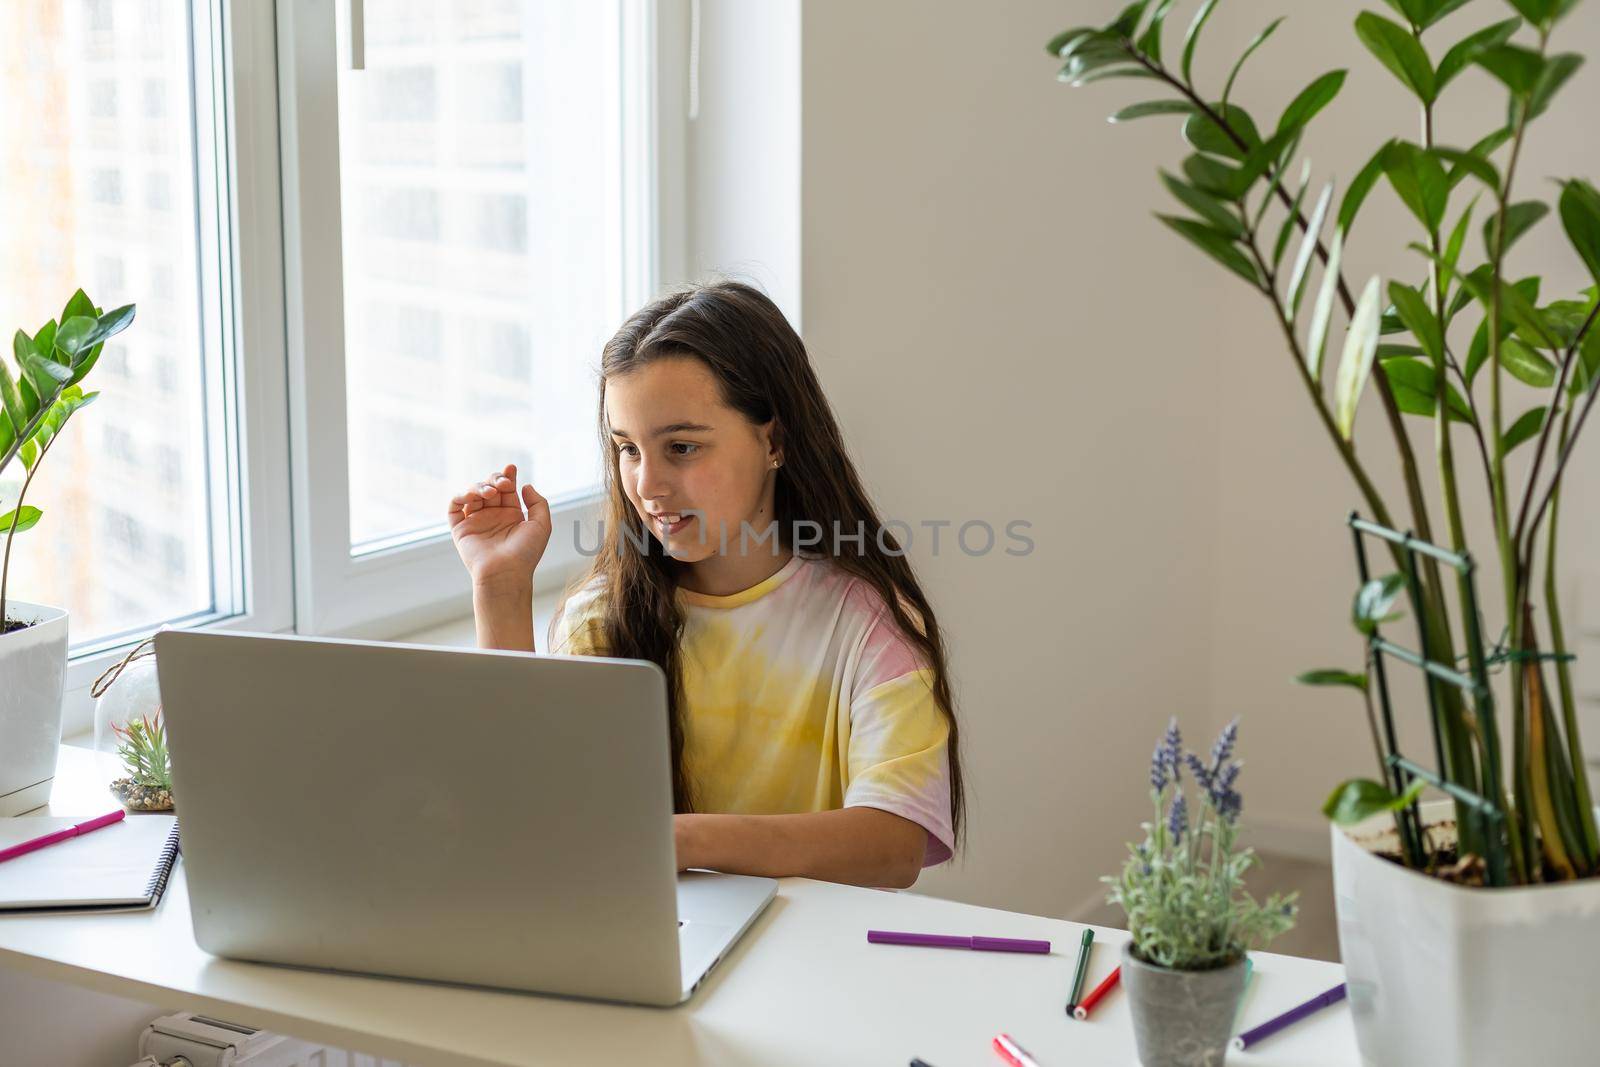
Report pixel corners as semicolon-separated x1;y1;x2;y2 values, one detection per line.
1232;982;1348;1050
867;929;1051;954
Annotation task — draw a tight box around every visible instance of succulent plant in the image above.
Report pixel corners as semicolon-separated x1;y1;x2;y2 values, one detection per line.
112;710;172;790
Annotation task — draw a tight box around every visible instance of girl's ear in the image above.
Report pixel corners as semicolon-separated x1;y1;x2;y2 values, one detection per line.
761;418;785;469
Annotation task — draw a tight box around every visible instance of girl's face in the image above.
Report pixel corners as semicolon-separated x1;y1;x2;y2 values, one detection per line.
604;356;782;565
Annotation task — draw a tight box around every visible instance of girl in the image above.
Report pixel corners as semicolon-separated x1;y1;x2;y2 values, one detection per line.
446;281;963;889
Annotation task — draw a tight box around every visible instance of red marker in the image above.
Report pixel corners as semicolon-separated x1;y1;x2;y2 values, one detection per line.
1072;966;1121;1020
992;1033;1043;1067
0;810;126;864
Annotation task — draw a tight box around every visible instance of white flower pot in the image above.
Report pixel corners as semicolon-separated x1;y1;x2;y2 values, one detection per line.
0;601;68;816
1331;798;1600;1066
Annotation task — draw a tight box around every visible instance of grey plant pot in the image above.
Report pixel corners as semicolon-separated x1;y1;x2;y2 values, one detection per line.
1120;940;1247;1067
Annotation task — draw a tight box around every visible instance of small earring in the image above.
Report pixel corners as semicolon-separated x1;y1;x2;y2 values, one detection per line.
772;459;781;469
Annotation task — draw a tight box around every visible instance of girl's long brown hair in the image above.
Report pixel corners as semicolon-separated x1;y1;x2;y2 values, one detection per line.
554;280;965;849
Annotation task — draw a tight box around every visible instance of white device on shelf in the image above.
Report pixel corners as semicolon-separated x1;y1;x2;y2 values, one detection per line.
137;1013;322;1067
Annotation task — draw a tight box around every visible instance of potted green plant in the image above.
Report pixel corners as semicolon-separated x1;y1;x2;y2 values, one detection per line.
1045;1;1600;1063
109;710;174;812
0;289;134;815
1109;718;1297;1067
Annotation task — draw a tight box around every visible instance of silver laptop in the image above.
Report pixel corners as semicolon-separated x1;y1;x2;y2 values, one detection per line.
153;629;776;1007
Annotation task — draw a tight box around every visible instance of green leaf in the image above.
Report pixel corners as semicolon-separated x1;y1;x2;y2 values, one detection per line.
1525;299;1594;349
60;289;95;324
1381;356;1473;421
1109;100;1196;123
1182;103;1261;162
1501;336;1556;386
1436;18;1522;91
1056;38;1134;83
0;354;25;441
10;331;57;415
1276;70;1346;137
1383;141;1449;232
1222;16;1286;107
1465;314;1494;385
33;321;60;367
1295;669;1368;691
1339;140;1395;235
1569;324;1600;396
25;385;98;460
53;316;99;362
1380;0;1431;27
1441;196;1477;306
1505;0;1560;28
1181;0;1221;85
1183;152;1246;200
1046;27;1099;57
1560;179;1600;284
1354;573;1407;634
1156;214;1262;286
1323;776;1427;826
1432;146;1500;193
1071;66;1161;86
0;505;42;535
1356;11;1437;103
20;350;72;405
1136;0;1176;61
1482;201;1548;259
1335;275;1385;439
1503;406;1548;453
1110;0;1154;37
1443;257;1560;349
87;304;136;349
1160;171;1244;236
1285;182;1335;321
1529;53;1582;120
1474;43;1544;95
1273;165;1313;270
1387;281;1444;366
1306;228;1345;380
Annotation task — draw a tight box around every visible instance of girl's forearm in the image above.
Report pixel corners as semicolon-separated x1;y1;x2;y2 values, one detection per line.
674;807;927;889
473;577;534;652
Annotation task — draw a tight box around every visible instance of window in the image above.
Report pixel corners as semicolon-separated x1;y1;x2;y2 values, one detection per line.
273;0;659;633
0;1;230;651
1;0;675;731
0;0;293;738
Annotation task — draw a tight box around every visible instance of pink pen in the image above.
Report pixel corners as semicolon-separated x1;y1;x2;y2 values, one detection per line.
0;810;126;865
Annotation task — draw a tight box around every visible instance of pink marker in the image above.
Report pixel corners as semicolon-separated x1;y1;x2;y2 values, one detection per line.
0;810;127;865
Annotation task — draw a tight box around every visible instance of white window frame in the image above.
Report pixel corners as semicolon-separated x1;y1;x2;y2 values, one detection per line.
271;0;685;639
60;0;296;737
60;0;688;733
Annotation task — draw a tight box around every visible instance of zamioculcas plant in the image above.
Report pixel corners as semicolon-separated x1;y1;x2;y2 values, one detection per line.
1;290;135;633
1046;0;1600;884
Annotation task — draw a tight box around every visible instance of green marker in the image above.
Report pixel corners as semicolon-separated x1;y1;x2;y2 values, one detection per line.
1066;928;1095;1015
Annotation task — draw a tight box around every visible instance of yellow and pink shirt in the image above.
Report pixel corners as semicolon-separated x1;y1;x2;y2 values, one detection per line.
548;552;955;867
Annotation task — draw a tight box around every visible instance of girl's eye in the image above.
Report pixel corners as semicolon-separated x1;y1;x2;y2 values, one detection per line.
670;442;699;457
616;443;638;458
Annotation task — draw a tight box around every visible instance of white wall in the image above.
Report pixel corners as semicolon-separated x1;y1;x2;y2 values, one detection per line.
798;0;1224;916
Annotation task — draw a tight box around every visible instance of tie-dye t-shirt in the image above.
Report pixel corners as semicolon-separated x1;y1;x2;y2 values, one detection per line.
547;553;955;867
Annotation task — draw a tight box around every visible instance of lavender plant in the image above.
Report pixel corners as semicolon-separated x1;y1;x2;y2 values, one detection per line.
1108;719;1297;971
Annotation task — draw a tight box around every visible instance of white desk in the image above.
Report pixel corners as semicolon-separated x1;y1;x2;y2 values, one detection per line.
0;747;1359;1066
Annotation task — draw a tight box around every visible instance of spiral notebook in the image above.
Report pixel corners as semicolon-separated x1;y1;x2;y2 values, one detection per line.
0;814;180;913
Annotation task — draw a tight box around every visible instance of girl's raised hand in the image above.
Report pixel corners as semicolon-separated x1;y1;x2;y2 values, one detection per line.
446;463;553;588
